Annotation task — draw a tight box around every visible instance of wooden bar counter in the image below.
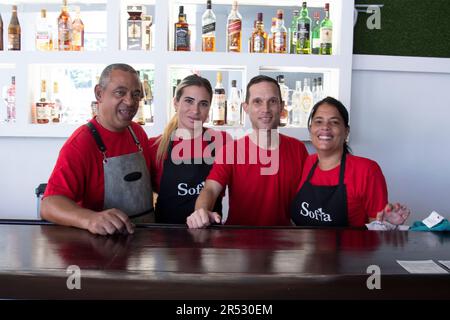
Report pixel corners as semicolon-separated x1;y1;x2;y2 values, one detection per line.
0;221;449;299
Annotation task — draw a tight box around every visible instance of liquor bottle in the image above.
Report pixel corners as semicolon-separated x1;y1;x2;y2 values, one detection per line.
142;15;152;50
143;75;153;123
317;76;324;101
35;9;52;51
291;80;302;126
227;80;241;126
127;5;143;50
36;80;50;124
212;72;226;126
296;2;311;54
174;6;190;51
250;13;267;53
300;78;313;124
58;0;72;51
51;81;62;123
320;3;333;55
72;6;84;51
311;11;320;54
1;13;4;51
8;5;21;51
289;10;299;54
268;17;276;54
226;1;242;53
277;75;289;127
273;9;287;54
6;76;16;122
202;0;216;52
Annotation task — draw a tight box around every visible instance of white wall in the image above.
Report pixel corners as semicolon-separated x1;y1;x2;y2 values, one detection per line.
1;63;450;222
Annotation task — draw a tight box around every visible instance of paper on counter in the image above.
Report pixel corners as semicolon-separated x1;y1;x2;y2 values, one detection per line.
422;211;445;228
397;260;448;274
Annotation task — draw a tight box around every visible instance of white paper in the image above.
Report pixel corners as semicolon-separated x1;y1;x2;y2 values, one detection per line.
397;260;448;274
422;211;444;228
438;261;450;270
366;221;409;231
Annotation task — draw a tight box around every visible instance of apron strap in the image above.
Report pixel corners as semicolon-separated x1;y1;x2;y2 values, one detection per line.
306;151;348;185
86;122;107;162
127;126;143;152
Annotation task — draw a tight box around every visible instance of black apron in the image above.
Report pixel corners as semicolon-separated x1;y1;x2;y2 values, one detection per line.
291;152;349;227
155;132;222;224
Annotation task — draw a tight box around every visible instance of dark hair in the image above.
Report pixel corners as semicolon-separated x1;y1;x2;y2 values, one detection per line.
174;74;213;103
308;96;352;154
245;75;282;104
98;63;139;89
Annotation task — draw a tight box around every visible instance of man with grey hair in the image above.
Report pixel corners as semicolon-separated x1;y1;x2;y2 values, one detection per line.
41;63;153;235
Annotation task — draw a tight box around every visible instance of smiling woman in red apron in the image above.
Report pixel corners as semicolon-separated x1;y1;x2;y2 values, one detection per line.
290;97;409;228
149;75;229;224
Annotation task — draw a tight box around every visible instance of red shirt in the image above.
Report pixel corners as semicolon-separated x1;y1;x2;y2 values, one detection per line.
148;129;231;193
44;118;151;211
297;154;388;227
208;134;308;226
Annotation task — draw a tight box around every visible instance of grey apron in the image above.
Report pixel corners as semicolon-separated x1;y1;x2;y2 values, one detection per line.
86;122;154;221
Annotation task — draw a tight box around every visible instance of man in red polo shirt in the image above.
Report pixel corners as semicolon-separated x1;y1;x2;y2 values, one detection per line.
187;75;308;228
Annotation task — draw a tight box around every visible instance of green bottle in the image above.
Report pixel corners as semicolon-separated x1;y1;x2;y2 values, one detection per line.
289;10;299;54
320;3;332;55
311;11;320;54
296;2;311;54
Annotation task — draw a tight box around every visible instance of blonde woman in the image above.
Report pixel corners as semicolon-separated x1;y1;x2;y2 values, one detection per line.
149;75;230;224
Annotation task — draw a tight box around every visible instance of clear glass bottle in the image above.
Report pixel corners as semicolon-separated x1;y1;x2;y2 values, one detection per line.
289;10;299;54
268;17;276;54
300;78;314;125
51;81;62;123
174;6;190;51
250;13;267;53
127;5;143;50
72;6;84;51
8;5;21;51
58;0;72;51
291;80;302;126
273;9;287;54
296;2;311;54
6;76;16;122
36;9;52;51
142;15;153;51
202;0;216;52
212;71;226;126
226;1;242;53
227;80;241;126
277;75;289;127
320;3;333;55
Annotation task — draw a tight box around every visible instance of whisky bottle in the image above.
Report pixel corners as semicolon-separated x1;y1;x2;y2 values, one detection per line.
36;80;50;124
268;17;276;54
8;5;21;51
72;6;84;51
311;11;320;54
226;1;242;53
320;3;333;55
6;76;16;122
277;75;289;126
212;72;226;126
51;81;62;123
289;10;299;54
174;6;190;51
296;2;311;54
250;13;267;53
58;0;72;51
202;0;216;52
127;5;143;50
227;80;241;126
273;9;287;54
0;13;4;51
36;9;52;51
142;15;152;50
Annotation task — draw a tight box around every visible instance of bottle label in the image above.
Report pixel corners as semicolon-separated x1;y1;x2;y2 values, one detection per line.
202;22;215;35
36;103;51;121
273;33;286;53
301;96;313;112
320;27;332;44
72;32;82;46
297;21;310;48
227;102;240;124
213;94;226;121
312;38;321;51
175;26;189;49
8;34;20;50
227;19;241;51
253;35;265;52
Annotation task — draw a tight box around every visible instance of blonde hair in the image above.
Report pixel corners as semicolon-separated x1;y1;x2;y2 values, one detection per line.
155;74;213;163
